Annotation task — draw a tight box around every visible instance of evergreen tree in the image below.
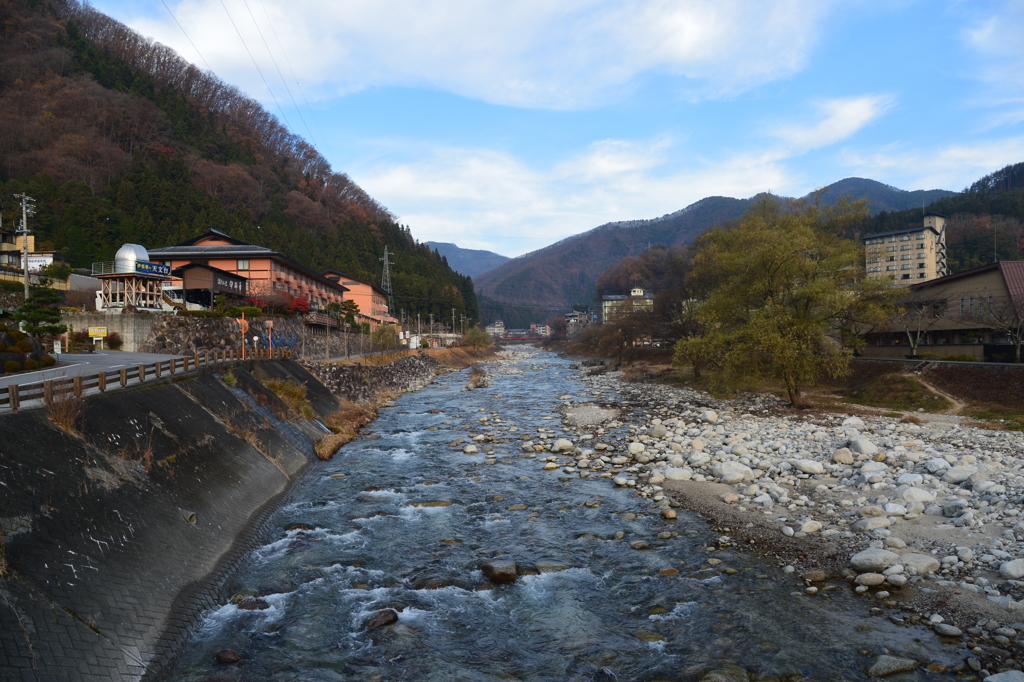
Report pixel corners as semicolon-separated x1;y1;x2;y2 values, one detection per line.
13;287;67;337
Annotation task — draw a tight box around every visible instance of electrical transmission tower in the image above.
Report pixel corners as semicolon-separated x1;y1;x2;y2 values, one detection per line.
380;246;395;316
13;193;36;300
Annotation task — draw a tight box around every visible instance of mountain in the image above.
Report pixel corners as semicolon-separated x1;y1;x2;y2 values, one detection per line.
425;242;510;278
0;0;476;323
474;179;956;325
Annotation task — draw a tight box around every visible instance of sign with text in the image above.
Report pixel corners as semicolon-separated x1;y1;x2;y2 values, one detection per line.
88;327;107;338
135;260;171;277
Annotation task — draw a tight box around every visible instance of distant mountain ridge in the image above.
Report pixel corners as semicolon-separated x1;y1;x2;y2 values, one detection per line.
474;178;956;323
425;242;510;278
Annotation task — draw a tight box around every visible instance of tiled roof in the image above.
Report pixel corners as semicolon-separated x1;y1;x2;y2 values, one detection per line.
862;226;940;241
998;261;1024;308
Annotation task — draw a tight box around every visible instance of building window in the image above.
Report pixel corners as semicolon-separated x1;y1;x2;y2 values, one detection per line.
886;265;897;271
901;254;911;260
901;274;911;279
916;253;925;259
960;298;965;316
901;245;911;251
237;259;249;270
917;243;925;249
917;263;926;269
900;235;910;241
916;233;925;240
917;273;927;278
969;297;975;315
887;246;897;252
901;264;911;270
989;295;995;316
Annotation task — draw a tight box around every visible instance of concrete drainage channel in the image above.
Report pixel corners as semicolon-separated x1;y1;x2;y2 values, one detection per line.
0;357;437;681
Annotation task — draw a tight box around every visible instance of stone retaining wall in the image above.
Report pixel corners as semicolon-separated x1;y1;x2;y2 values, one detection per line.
300;352;442;402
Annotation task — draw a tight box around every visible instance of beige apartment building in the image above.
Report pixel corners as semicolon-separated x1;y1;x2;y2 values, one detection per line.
601;287;654;324
863;213;948;286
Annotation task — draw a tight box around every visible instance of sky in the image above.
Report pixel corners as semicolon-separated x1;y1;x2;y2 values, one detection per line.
90;0;1024;258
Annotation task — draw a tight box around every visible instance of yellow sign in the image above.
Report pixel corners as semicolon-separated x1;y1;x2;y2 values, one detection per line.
88;327;107;338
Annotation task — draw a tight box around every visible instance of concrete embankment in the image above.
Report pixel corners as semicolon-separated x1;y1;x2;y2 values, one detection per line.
0;356;439;680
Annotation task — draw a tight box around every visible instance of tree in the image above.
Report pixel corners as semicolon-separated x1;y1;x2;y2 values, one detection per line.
13;286;67;337
465;326;491;349
893;293;948;357
681;195;896;405
284;294;310;315
38;262;72;282
371;324;398;351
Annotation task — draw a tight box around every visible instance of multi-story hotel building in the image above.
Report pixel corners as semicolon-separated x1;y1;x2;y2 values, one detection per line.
863;213;948;286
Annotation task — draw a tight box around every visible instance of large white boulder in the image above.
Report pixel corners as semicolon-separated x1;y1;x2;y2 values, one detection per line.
842;416;865;428
850;548;900;572
699;410;719;424
900;553;940;575
711;461;754;483
901;487;936;504
861;461;887;473
943;465;978;484
628;442;646;456
849;437;878;455
553;438;575;453
794;459;825;475
925;457;950;474
1001;559;1024;580
662;467;693;481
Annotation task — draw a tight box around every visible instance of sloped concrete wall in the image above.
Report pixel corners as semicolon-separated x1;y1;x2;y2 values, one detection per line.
0;362;335;680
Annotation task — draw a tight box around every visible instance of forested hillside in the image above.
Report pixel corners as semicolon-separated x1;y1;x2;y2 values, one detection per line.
0;0;477;322
854;163;1024;273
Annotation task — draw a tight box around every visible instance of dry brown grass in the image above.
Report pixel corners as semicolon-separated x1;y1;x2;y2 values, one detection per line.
45;381;85;434
315;398;383;460
900;414;924;425
263;378;314;419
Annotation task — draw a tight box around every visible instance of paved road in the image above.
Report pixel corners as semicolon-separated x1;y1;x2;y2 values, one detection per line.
0;350;186;388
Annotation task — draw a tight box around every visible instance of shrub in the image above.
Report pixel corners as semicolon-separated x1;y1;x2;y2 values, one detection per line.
15;340;31;352
420;339;430;349
4;361;21;373
940;355;979;362
104;332;123;350
24;359;37;370
263;378;314;419
39;355;56;367
5;346;22;356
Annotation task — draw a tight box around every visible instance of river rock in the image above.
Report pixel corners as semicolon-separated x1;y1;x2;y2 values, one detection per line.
886;574;908;588
899;553;940;575
794;459;824;475
647;424;668;439
215;649;243;664
842;416;865;428
943;465;977;484
901;487;935;504
711;461;754;483
691;437;705;451
985;673;1024;682
925;457;950;474
849;437;878;455
850;548;900;572
662;509;677;519
700;411;718;424
481;560;519;583
464;445;479;454
628;442;646;456
663;467;692;481
699;665;749;682
833;448;854;464
861;461;886;473
552;439;574;453
855;573;886;586
866;655;917;676
1001;559;1024;580
934;623;962;637
852;517;891;532
798;519;822;534
366;608;399;629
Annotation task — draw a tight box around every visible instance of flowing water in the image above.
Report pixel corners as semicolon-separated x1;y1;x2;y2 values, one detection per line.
166;354;964;681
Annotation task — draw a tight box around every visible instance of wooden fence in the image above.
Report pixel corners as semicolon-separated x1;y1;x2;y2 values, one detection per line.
0;348;293;413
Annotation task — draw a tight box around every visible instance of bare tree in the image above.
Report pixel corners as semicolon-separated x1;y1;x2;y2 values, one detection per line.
894;293;948;357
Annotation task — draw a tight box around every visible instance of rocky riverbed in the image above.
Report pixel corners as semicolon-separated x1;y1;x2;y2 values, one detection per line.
485;351;1024;680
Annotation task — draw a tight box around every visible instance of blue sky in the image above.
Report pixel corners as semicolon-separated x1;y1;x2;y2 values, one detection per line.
91;0;1024;257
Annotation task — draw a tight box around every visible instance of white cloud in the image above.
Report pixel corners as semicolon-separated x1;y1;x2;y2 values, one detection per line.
840;137;1024;191
356;140;789;256
961;2;1024;127
774;95;895;151
115;0;831;110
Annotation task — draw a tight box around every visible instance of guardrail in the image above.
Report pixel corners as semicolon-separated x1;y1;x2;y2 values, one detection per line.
0;348;294;413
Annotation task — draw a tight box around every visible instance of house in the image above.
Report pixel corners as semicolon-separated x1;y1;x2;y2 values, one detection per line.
148;229;350;313
321;271;397;327
171;262;249;309
601;287;654;324
863;213;948;286
485;320;506;338
863;261;1024;361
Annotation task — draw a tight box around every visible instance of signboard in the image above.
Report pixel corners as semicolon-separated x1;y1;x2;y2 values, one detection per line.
135;260;171;277
26;255;54;272
88;327;107;338
53;340;62;355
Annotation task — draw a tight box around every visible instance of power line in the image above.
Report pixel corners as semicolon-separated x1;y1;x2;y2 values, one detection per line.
255;0;338;163
240;0;318;149
217;0;295;133
159;0;215;74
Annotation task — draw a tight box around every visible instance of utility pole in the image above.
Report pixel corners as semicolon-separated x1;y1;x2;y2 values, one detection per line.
380;246;395;314
451;308;455;335
14;194;35;301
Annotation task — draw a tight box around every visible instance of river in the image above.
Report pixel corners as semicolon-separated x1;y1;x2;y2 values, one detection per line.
165;351;963;681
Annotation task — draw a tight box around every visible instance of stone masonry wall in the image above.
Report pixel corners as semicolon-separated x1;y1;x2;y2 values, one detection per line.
300;352;442;402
